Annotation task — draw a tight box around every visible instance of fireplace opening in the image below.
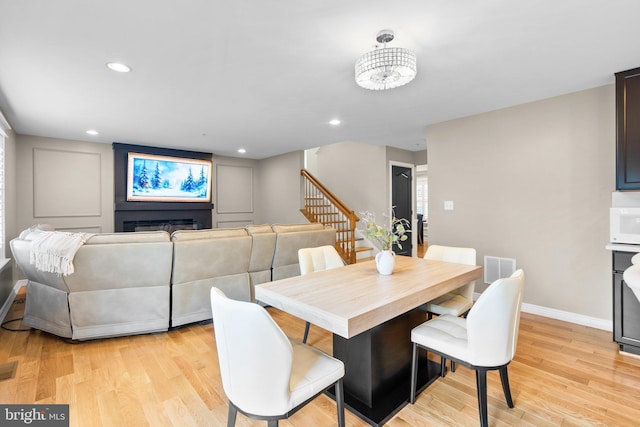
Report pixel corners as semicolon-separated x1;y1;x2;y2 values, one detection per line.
114;208;212;232
123;219;202;234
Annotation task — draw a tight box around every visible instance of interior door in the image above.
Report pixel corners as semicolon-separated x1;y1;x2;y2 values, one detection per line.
391;165;413;257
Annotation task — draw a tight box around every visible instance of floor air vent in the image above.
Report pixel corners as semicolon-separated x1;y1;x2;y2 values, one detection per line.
484;256;516;284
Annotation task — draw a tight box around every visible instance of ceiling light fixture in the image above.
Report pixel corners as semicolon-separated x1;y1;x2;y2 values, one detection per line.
237;148;246;154
106;62;131;73
355;29;416;90
86;129;99;136
329;119;341;125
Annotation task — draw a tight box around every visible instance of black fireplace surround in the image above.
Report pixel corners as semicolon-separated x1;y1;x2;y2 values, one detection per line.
113;143;213;232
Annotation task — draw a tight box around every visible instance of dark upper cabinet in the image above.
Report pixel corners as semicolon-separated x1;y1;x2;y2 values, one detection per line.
616;67;640;190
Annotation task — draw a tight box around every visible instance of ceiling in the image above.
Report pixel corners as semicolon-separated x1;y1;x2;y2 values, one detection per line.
0;1;639;160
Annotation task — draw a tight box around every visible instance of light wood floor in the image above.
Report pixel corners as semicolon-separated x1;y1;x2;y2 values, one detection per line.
1;288;640;426
417;242;426;258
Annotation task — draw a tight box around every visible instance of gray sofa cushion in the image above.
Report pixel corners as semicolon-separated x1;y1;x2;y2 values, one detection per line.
246;225;277;286
171;229;252;327
171;228;248;241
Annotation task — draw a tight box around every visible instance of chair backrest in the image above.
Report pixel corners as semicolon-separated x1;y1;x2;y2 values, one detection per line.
298;245;345;275
466;269;525;367
271;224;337;281
210;287;293;416
623;263;640;302
423;245;476;299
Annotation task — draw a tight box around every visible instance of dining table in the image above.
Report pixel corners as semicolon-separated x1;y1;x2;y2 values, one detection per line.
255;255;482;426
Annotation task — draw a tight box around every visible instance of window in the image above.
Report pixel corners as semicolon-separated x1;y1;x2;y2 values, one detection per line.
416;165;428;220
0;112;9;259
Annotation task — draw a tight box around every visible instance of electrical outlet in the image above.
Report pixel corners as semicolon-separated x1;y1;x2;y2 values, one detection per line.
444;201;454;210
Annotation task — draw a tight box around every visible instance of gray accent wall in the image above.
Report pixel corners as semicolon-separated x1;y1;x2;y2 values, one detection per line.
13;139;266;234
255;150;306;225
15;135;114;234
212;155;259;228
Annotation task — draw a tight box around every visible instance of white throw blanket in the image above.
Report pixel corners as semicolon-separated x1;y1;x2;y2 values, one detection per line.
29;231;95;276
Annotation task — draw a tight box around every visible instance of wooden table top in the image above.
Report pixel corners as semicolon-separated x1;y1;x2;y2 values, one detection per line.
255;256;482;339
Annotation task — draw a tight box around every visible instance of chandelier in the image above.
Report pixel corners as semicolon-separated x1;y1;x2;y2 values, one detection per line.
355;29;417;90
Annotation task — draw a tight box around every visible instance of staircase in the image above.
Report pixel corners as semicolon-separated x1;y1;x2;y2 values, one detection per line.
300;169;372;264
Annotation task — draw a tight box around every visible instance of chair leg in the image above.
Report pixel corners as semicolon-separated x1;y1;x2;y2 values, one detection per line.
475;370;488;427
335;378;345;427
451;360;456;372
440;356;446;377
227;402;237;427
302;321;311;344
410;343;419;404
499;366;514;408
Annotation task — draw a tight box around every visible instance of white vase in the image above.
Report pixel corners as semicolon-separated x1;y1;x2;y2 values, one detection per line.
375;250;396;275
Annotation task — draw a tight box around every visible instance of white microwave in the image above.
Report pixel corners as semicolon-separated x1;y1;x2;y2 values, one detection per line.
611;207;640;244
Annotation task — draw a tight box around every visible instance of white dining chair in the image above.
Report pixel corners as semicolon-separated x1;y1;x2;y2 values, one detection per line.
422;245;477;374
423;245;477;319
623;253;640;303
298;245;345;343
409;269;525;427
210;287;345;427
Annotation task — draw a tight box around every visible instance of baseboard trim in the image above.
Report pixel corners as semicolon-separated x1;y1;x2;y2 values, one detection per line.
521;302;612;331
474;292;613;332
0;280;27;325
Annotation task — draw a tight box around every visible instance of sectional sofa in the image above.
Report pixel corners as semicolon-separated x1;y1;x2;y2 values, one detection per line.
10;223;336;340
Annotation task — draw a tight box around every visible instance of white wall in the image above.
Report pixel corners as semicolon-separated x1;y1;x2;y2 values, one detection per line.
311;141;388;226
308;142;426;251
427;85;615;320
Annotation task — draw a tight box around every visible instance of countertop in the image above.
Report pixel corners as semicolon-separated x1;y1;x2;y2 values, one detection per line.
606;243;640;253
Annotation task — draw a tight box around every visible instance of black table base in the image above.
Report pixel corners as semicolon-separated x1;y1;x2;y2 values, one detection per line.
328;308;441;426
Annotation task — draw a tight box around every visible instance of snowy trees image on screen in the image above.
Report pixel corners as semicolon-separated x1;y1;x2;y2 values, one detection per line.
126;153;212;202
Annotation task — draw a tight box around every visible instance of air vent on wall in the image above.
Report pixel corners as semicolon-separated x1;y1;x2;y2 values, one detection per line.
484;256;516;284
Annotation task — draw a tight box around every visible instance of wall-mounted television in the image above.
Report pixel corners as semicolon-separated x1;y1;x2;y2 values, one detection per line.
126;152;212;202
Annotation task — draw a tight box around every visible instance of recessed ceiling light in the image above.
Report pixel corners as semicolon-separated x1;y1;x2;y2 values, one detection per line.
329;119;341;126
106;62;131;73
86;129;99;136
237;148;246;154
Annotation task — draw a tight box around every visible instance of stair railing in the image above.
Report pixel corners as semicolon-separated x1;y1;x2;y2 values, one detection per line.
300;169;359;264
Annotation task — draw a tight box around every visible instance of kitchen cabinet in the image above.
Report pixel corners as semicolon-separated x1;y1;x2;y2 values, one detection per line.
616;67;640;190
613;250;640;354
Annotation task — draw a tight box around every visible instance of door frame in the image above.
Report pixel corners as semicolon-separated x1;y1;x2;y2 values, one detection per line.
388;161;416;257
